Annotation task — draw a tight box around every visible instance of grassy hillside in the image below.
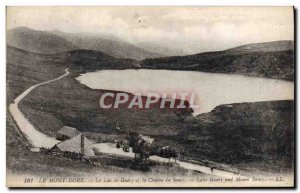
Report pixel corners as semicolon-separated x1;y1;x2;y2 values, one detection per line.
156;100;294;170
6;46;68;103
226;40;294;53
54;49;136;71
141;41;294;80
7;27;78;54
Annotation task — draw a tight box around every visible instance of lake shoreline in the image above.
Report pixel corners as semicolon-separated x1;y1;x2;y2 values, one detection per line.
76;69;294;116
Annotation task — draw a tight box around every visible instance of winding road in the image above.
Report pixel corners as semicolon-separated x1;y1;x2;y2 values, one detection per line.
8;68;69;148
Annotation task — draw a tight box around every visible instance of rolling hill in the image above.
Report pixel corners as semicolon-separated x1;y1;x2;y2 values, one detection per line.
141;40;294;80
7;27;78;54
7;27;163;60
226;40;294;53
6;45;69;103
6;45;139;104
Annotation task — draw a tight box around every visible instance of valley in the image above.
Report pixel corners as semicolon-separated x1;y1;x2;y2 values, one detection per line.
6;30;295;177
8;39;294;173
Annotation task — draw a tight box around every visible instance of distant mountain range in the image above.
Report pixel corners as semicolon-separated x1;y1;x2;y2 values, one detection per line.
7;27;181;60
47;30;166;60
135;41;186;57
6;26;294;80
7;27;78;54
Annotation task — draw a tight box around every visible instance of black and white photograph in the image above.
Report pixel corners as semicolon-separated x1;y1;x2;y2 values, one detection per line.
5;6;295;187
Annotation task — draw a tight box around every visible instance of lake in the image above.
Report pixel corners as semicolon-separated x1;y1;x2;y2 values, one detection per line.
76;69;294;116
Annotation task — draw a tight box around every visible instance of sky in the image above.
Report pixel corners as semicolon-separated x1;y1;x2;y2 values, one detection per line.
7;6;294;54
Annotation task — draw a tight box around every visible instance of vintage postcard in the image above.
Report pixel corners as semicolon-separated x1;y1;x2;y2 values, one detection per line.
6;6;294;187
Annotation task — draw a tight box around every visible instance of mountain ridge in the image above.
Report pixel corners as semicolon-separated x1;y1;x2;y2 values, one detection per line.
141;40;294;80
7;27;78;54
47;30;164;60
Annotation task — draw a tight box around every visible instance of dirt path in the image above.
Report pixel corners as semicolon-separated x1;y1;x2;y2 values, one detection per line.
8;68;69;148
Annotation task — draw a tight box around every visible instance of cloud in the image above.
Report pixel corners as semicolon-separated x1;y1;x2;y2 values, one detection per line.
7;6;294;54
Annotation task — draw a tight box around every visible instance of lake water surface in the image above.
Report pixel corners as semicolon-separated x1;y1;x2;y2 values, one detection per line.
76;69;294;115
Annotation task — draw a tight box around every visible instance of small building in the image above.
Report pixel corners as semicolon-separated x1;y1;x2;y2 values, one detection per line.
140;135;154;144
56;126;82;141
51;134;95;158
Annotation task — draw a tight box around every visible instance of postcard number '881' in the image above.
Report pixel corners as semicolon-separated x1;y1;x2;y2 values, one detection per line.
24;178;33;183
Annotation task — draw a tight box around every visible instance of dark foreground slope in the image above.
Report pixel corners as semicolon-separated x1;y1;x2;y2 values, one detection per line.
157;100;294;171
141;41;294;80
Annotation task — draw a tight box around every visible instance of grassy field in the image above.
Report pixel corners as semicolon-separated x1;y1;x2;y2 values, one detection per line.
6;46;69;104
141;46;294;80
154;100;294;171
